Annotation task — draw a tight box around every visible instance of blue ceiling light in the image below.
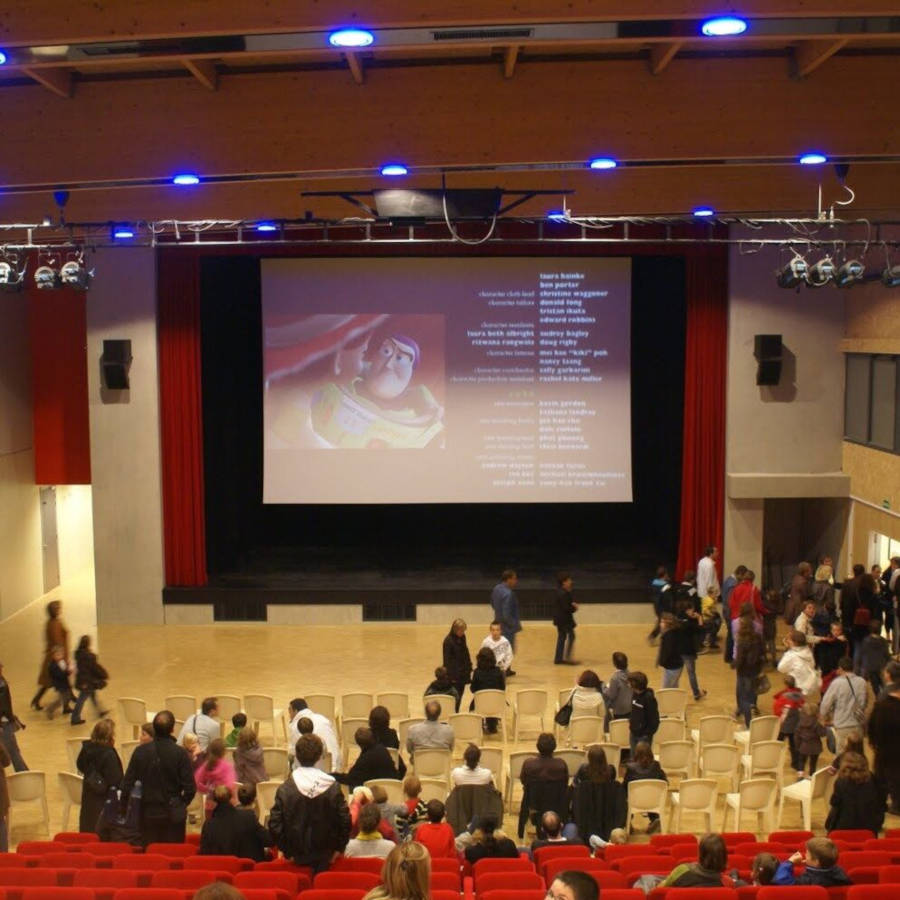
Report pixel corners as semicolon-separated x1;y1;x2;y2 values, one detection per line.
547;210;567;221
701;16;749;37
0;51;8;66
588;157;618;170
112;226;135;240
799;152;828;166
256;222;278;232
328;28;375;48
693;206;715;217
380;163;409;176
172;173;200;185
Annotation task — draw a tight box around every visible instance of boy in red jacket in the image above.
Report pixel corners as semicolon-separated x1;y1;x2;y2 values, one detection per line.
413;799;458;858
773;674;805;772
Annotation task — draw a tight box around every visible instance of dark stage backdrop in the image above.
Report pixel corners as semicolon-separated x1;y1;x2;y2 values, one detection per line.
199;255;686;579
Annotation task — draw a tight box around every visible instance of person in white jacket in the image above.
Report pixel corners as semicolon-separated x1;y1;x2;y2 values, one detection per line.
777;631;821;697
288;697;342;771
481;621;514;674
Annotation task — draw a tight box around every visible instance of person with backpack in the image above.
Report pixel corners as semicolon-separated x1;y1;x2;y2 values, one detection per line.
820;657;869;755
627;671;659;752
269;733;350;872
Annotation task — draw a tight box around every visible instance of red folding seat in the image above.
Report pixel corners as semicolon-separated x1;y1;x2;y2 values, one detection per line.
252;860;313;878
332;858;384;874
432;892;460;900
601;892;644;900
650;835;698;850
885;829;900;839
879;865;900;882
20;890;95;900
151;869;233;889
36;853;98;869
649;889;738;900
14;843;66;856
430;859;461;875
532;845;589;869
668;844;699;859
864;839;900;860
827;830;876;843
73;870;141;900
0;869;59;889
241;891;293;900
824;889;850;900
234;870;311;894
768;831;814;845
112;855;173;872
109;891;187;900
542;857;609;885
848;889;900;900
182;856;253;874
145;845;197;859
313;872;381;891
721;834;756;849
296;890;368;900
736;887;760;899
476;871;544;898
734;843;793;857
839;851;891;869
184;834;201;846
472;859;534;883
53;834;100;846
583;871;627;889
0;860;36;870
846;867;881;884
430;873;461;892
614;858;673;878
479;890;545;900
757;888;829;899
604;845;664;862
94;844;140;856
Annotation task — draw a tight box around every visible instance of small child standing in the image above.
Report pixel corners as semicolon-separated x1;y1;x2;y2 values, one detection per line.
794;700;826;779
45;645;74;719
224;712;247;748
481;621;514;675
700;585;723;651
774;675;805;771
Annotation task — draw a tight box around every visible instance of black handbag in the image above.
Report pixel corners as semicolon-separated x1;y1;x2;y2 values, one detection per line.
85;769;107;795
554;691;575;726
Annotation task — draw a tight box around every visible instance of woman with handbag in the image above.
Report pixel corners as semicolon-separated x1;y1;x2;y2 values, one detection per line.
735;613;765;726
76;718;123;834
71;635;110;725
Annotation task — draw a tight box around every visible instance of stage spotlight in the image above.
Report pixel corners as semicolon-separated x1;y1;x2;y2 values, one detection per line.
59;259;92;290
588;157;617;170
692;207;715;217
701;16;748;36
547;210;567;221
881;265;900;288
172;173;200;185
835;259;865;288
112;225;135;240
380;163;409;176
328;28;375;48
776;255;808;289
0;261;24;292
806;256;835;287
256;222;278;232
0;51;7;65
799;152;828;166
34;265;61;290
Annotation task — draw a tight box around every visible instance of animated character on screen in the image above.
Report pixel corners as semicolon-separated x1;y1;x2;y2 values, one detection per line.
310;333;444;448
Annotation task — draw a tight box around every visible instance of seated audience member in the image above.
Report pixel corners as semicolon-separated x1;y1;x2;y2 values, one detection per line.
370;705;406;777
824;751;887;834
574;745;625;849
464;816;518;863
451;743;494;787
199;784;273;861
234;725;267;785
588;828;626;851
177;697;220;751
773;837;853;886
334;727;398;787
369;783;407;834
602;652;632;731
546;870;599;900
344;801;397;858
412;799;457;858
750;853;778;886
363;841;430;900
224;712;247;748
521;733;569;785
406;700;454;757
194;738;237;817
236;782;257;812
481;621;514;674
623;742;667;834
469;646;506;733
530;810;580;855
425;666;460;707
394;774;427;837
288;697;342;770
659;833;736;888
570;669;604;717
519;732;569;839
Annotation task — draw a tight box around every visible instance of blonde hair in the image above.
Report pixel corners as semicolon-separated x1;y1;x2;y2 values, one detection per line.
376;841;430;900
182;732;199;750
236;725;258;751
815;565;832;582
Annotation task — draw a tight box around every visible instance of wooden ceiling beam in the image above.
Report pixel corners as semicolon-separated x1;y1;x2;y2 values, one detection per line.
793;38;849;77
649;41;682;75
503;46;519;79
183;58;219;90
20;65;73;98
346;52;364;85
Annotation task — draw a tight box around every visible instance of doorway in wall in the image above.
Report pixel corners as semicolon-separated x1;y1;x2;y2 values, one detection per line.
871;531;900;570
39;485;60;592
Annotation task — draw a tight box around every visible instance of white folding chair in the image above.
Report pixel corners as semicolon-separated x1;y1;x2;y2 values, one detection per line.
243;694;286;746
670;778;718;833
376;692;410;721
607;717;631;749
740;740;786;790
262;747;289;781
413;748;452;785
365;778;405;804
777;765;836;831
478;747;504;791
164;695;198;723
255;780;280;825
654;717;686;751
340;717;369;764
504;750;533;812
722;777;777;837
418;777;449;803
118;740;140;769
66;737;83;772
472;690;507;742
625;778;668;836
305;693;337;722
422;694;457;717
512;689;548;741
568;715;603;748
7;771;50;835
691;715;735;755
341;692;375;722
117;697;150;740
735;715;780;753
216;695;243;725
398;717;424;749
585;742;622;773
449;713;484;754
658;740;694;782
57;771;83;832
699;742;740;792
656;688;689;720
553;749;586;780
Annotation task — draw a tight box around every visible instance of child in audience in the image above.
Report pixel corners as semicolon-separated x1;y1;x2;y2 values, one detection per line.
424;666;460;707
700;584;722;650
750;853;778;885
224;712;247;748
195;737;237;818
344;802;397;858
394;774;427;838
774;674;804;771
587;827;626;851
626;671;659;753
181;732;203;770
794;700;826;778
480;621;514;674
773;837;852;886
237;783;257;811
45;646;74;718
623;741;666;834
234;725;266;784
411;799;457;858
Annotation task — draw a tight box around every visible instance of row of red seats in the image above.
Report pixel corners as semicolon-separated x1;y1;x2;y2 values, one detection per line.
0;890;292;900
480;889;900;900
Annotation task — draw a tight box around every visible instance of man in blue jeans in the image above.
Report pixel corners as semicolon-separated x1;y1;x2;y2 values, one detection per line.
0;662;28;772
490;569;521;671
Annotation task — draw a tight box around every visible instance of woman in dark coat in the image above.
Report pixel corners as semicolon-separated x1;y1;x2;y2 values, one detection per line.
368;705;406;778
572;745;625;843
442;618;472;712
825;752;886;834
31;600;69;710
76;718;123;834
469;646;505;734
71;635;110;725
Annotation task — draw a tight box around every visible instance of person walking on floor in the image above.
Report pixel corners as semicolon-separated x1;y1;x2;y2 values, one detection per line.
30;600;69;711
0;662;27;772
71;635;111;725
553;572;579;665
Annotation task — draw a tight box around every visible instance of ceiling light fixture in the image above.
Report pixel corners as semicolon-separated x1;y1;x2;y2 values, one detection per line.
835;259;865;288
588;157;618;170
692;207;715;217
172;173;200;185
799;152;828;166
0;260;24;292
0;51;8;65
882;265;900;288
700;16;749;37
776;254;808;289
547;210;568;221
112;225;135;240
59;259;92;290
806;256;835;287
256;222;278;232
34;265;61;290
328;28;375;48
380;163;409;176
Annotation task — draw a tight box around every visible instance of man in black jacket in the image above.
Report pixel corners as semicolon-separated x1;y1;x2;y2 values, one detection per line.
200;785;273;861
332;727;397;788
0;662;28;772
269;733;350;872
122;710;196;846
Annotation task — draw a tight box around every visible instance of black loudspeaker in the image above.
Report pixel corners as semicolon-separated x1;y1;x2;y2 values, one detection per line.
753;333;783;385
101;339;132;390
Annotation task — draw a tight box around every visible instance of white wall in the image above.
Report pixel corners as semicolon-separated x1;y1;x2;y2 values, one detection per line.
86;248;165;624
0;292;43;621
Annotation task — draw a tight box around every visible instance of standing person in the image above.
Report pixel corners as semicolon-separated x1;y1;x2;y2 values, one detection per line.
269;733;350;872
30;599;69;711
824;751;887;834
860;620;892;693
794;701;826;778
0;743;9;851
0;661;28;772
76;718;123;834
442;619;472;711
627;672;659;753
603;653;632;732
70;635;110;725
786;563;813;626
735;614;764;727
647;566;671;644
553;572;578;665
623;742;667;834
886;556;900;654
840;564;865;644
726;571;764;663
721;565;748;620
490;569;521;664
481;622;514;676
675;595;706;700
45;645;75;719
176;697;220;752
656;614;683;688
696;545;720;602
777;631;821;698
122;710;196;845
819;658;869;755
194;738;237;819
867;681;900;813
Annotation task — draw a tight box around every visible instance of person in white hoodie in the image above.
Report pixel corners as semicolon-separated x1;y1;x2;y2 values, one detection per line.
777;630;822;697
288;697;342;771
268;733;350;872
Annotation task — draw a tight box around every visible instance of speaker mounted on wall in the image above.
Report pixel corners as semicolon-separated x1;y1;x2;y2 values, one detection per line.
101;339;132;390
753;333;782;386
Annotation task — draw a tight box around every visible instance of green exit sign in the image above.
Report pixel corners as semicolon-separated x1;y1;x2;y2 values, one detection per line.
884;499;892;509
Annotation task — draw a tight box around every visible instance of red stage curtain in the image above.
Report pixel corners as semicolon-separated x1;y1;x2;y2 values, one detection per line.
158;252;207;586
675;246;728;580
